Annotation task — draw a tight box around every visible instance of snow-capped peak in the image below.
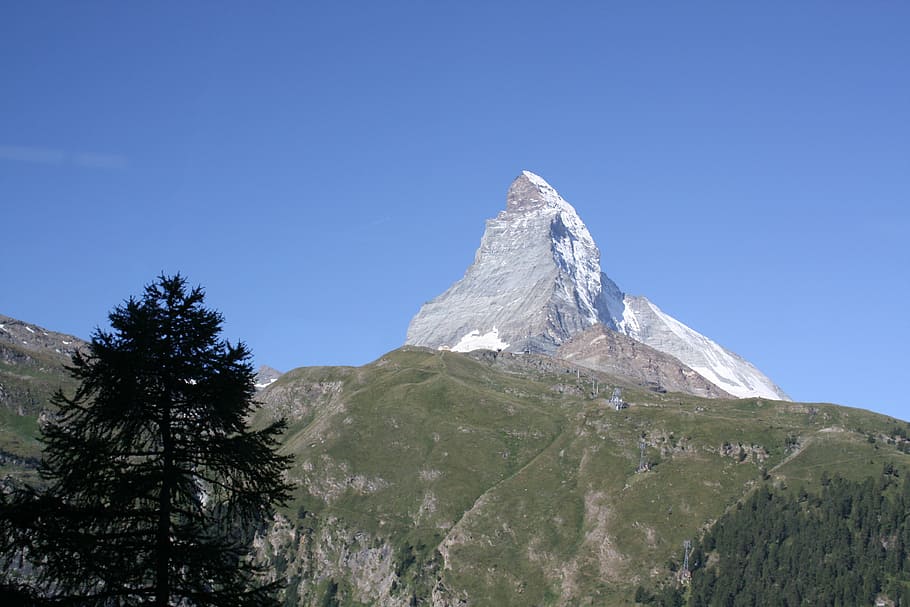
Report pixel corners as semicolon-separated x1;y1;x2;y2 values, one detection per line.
406;171;787;401
521;169;556;192
517;171;612;327
408;171;622;353
513;170;578;216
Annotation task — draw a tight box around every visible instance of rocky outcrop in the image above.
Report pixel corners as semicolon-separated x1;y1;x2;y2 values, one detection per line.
557;324;732;399
0;314;84;416
252;514;442;606
0;314;85;360
254;365;283;389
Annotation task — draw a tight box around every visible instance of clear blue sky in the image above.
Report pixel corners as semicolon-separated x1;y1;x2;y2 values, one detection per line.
2;2;908;421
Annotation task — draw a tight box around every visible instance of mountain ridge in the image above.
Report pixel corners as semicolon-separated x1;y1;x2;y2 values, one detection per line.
557;324;733;399
619;296;789;400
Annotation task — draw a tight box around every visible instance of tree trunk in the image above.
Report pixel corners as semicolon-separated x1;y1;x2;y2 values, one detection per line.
155;405;173;607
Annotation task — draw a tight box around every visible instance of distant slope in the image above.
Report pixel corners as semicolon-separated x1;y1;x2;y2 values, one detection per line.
618;296;789;400
0;314;83;472
557;324;733;399
251;347;909;606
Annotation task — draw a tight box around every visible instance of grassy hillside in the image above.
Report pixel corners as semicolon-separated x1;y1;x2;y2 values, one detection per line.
2;337;906;605
0;342;79;479
253;347;910;606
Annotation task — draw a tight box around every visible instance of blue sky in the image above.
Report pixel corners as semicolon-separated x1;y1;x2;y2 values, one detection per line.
2;2;908;421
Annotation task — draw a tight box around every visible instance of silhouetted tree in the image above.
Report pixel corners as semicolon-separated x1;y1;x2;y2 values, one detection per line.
0;274;291;606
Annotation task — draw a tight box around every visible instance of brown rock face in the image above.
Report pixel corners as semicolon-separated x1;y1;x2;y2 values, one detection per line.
505;173;552;212
557;324;732;399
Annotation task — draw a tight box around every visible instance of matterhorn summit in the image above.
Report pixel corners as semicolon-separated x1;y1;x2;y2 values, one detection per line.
406;171;789;401
406;171;625;355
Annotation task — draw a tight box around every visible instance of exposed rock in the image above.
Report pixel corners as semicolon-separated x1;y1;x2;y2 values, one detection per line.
0;313;86;359
557;324;732;399
253;514;413;607
0;314;84;416
251;503;455;606
257;378;344;424
406;171;624;355
405;171;788;400
618;296;789;400
254;365;283;389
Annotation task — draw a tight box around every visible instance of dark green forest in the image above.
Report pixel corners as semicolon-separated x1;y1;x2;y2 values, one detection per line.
639;468;910;606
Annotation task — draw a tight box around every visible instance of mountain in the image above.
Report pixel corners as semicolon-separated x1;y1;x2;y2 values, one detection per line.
0;313;85;363
0;314;86;418
0;314;85;474
406;171;788;400
406;170;624;355
250;347;909;606
255;365;283;389
618;296;788;400
557;324;732;399
2;313;908;605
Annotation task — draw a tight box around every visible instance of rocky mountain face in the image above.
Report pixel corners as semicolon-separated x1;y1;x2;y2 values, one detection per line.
0;314;85;472
406;171;788;400
0;314;85;362
406;171;624;356
618;296;788;400
557;324;732;399
255;365;283;389
0;314;84;417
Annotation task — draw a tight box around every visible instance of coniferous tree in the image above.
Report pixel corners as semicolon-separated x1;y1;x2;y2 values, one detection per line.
0;274;292;606
687;469;910;607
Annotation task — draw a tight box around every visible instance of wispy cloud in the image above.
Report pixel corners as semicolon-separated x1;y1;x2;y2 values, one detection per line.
0;144;127;169
72;152;128;169
0;145;65;165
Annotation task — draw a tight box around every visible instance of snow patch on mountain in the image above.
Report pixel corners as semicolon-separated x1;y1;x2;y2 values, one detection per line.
447;328;509;352
618;296;788;400
254;365;283;390
619;299;643;339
